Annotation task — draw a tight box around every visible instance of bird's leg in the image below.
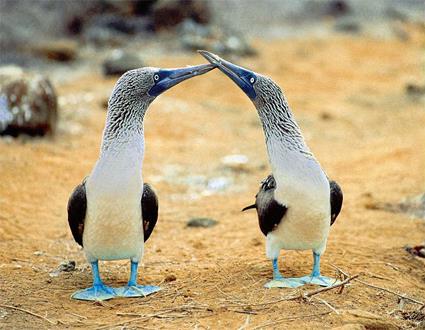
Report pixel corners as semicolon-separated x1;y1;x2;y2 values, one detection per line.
272;258;283;280
264;258;304;289
312;252;321;276
71;261;116;301
115;261;160;298
128;261;139;286
298;252;341;287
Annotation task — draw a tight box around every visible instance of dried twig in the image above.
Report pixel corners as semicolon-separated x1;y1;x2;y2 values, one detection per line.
385;262;400;271
251;311;331;330
93;300;113;308
237;315;251;330
214;284;242;302
331;264;425;306
368;273;390;281
226;308;258;315
97;310;171;329
102;304;212;329
297;274;359;300
356;279;424;306
330;264;349;277
313;297;340;315
116;312;145;317
220;293;296;308
0;304;56;325
69;311;88;320
221;275;357;311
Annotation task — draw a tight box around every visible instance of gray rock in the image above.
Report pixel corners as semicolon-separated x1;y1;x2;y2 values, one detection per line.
385;7;408;22
221;154;250;172
405;244;425;258
391;24;410;41
102;50;145;76
213;35;257;57
365;192;425;219
89;14;137;35
58;260;76;272
29;39;78;62
0;96;13;132
49;260;76;277
152;0;210;31
326;0;350;17
333;18;361;34
206;176;232;192
0;308;8;320
84;26;125;47
84;14;153;38
405;83;425;97
0;66;58;136
187;217;218;228
399;193;425;219
180;20;256;57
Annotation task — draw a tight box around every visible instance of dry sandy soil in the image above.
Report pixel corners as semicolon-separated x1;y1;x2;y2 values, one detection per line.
1;25;425;329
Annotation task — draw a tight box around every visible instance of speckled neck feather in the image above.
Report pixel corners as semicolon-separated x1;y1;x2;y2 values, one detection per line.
253;77;313;158
100;70;155;155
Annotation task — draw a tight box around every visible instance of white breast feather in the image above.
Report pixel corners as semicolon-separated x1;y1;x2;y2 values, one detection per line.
265;139;331;259
83;146;145;263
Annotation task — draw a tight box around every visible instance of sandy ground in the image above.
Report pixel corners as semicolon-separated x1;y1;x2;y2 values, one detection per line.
1;26;425;329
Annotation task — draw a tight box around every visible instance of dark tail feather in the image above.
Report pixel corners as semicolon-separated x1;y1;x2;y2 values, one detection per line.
241;204;256;212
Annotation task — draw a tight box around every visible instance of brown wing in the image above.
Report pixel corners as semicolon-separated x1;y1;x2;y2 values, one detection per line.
242;174;288;236
141;183;158;242
329;180;343;226
67;180;87;246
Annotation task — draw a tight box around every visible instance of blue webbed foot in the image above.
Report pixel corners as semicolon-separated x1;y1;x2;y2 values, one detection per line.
71;284;116;301
115;284;161;298
299;275;341;287
116;261;160;298
264;277;304;289
299;252;341;287
265;258;304;289
72;261;116;301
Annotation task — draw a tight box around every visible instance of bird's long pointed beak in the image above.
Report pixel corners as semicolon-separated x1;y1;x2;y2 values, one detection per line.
198;50;257;99
148;63;216;96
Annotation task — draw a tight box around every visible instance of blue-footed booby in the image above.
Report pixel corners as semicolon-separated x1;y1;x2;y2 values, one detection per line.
199;50;343;288
67;62;215;301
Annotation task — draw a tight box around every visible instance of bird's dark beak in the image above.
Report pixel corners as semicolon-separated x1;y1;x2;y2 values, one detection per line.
198;50;257;99
148;63;216;97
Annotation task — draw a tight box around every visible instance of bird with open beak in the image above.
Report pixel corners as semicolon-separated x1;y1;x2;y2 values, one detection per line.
199;50;343;289
67;62;215;300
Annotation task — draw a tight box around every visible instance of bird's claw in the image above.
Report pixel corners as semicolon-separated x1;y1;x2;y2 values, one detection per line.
115;284;160;298
264;277;305;289
71;284;116;301
299;275;341;287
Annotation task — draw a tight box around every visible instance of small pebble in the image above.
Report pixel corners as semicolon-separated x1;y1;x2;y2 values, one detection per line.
320;112;333;120
58;260;76;272
206;177;231;192
221;154;249;172
405;83;425;97
186;217;218;228
0;308;8;319
165;274;177;282
49;260;76;277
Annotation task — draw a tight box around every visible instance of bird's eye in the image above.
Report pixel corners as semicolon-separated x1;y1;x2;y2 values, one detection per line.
250;77;255;84
154;74;159;81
